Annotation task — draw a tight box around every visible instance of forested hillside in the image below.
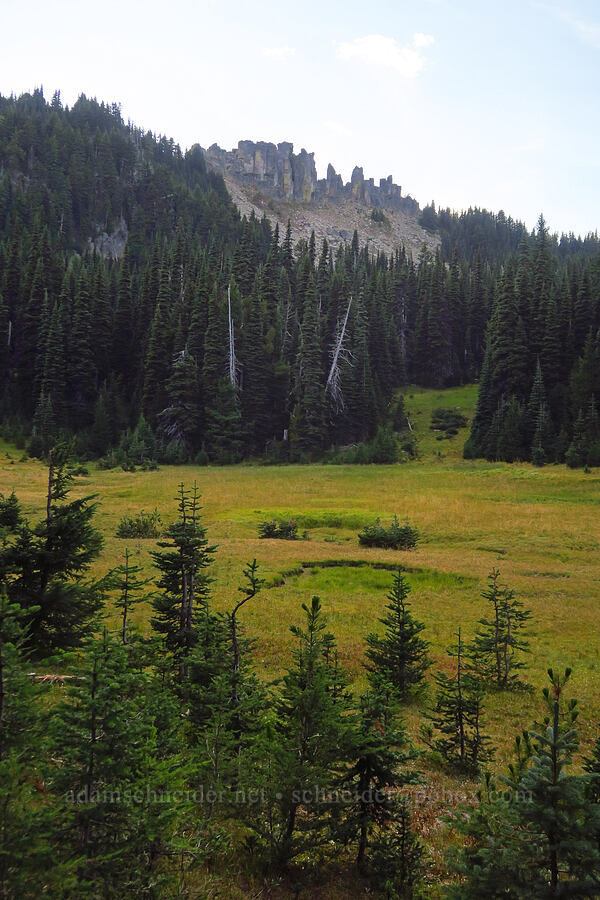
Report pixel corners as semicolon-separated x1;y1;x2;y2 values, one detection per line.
0;89;599;467
463;221;600;467
3;88;600;899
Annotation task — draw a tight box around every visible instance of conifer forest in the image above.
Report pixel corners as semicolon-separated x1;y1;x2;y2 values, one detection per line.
1;89;600;898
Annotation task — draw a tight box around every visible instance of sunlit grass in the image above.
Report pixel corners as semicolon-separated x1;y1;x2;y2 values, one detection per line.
1;383;599;767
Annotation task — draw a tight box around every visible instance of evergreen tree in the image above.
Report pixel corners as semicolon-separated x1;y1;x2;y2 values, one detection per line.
142;283;172;426
158;348;202;458
365;568;430;701
242;597;356;867
423;628;494;774
0;294;9;411
241;286;273;453
204;377;244;463
111;245;134;381
333;685;419;871
150;482;216;682
289;276;327;459
584;728;600;852
66;276;96;428
496;394;524;462
523;358;548;448
531;400;555;465
48;630;181;897
111;547;152;644
2;451;104;655
39;301;67;430
447;668;600;898
369;797;426;899
0;587;51;898
468;569;532;689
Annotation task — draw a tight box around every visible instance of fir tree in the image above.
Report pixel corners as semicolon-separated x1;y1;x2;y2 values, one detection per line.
111;245;134;380
158;349;202;458
48;630;181;897
334;685;419;871
423;628;494;774
0;587;51;898
468;569;532;689
204;377;244;463
66;277;96;428
496;394;524;462
0;294;9;411
365;568;430;701
241;286;273;453
243;596;356;867
289;275;327;460
39;301;67;430
111;547;152;644
150;482;216;682
2;451;104;655
142;285;172;426
447;668;600;898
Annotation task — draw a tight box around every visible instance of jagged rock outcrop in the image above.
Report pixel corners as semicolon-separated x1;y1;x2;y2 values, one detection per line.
202;140;418;213
200;139;436;258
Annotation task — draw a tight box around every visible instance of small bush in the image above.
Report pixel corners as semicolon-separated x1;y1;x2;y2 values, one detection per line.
162;439;188;465
116;509;162;539
0;492;20;529
330;426;399;465
358;516;419;550
369;425;398;463
258;519;304;540
194;448;210;466
370;207;388;225
69;464;89;476
430;408;468;439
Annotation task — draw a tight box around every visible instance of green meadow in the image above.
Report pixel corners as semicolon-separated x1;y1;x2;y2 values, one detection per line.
2;383;600;771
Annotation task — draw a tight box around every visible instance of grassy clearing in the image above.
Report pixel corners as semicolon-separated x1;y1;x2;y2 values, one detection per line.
1;384;599;768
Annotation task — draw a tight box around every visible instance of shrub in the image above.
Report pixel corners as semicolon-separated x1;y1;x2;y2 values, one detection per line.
261;439;289;465
431;408;468;439
162;439;188;465
369;425;398;463
102;414;160;469
116;509;162;539
331;426;399;465
258;519;303;540
358;516;419;550
370;207;388;225
391;396;408;431
194;448;210;466
0;492;20;529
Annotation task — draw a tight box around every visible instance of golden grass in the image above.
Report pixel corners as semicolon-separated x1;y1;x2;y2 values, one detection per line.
1;384;599;769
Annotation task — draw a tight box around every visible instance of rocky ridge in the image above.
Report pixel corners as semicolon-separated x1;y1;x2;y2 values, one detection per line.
200;140;439;257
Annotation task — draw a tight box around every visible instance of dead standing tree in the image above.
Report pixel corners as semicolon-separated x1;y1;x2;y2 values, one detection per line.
326;295;353;412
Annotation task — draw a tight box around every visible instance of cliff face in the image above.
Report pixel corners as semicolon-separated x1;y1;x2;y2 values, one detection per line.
202;140;418;213
200;140;437;257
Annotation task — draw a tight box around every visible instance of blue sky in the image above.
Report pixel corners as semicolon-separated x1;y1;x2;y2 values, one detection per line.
2;0;599;235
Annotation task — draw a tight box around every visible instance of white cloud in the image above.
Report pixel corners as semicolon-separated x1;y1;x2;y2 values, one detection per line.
535;3;600;49
413;32;435;48
325;120;353;138
261;46;296;61
558;10;600;47
336;34;432;78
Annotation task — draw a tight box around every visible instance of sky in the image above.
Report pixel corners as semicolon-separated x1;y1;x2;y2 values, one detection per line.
2;0;599;236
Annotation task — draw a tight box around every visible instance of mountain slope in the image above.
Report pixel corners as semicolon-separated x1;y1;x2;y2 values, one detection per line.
202;139;439;258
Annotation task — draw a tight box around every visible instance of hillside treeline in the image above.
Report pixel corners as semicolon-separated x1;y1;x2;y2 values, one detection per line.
0;90;599;466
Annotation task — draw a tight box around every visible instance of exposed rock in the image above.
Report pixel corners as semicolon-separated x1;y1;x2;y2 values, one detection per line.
201;140;438;258
201;140;414;212
87;217;128;260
